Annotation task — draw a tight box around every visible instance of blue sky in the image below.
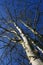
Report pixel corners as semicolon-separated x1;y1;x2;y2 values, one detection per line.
0;0;43;65
0;0;43;34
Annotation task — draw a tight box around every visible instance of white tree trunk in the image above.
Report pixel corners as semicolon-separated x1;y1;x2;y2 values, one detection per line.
14;22;43;65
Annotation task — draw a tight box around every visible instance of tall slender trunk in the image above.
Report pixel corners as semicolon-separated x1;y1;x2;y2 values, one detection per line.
14;22;43;65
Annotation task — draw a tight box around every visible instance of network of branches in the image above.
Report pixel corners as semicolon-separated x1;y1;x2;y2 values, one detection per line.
0;0;43;65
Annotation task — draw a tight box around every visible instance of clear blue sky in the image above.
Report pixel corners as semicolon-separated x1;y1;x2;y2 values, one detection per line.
0;0;43;34
0;0;43;65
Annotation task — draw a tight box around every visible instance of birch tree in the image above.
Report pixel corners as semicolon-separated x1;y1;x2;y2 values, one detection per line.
0;0;43;65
